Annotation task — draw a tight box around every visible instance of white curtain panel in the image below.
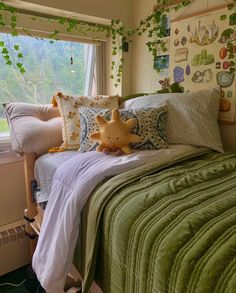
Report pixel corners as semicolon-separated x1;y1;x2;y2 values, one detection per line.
84;44;96;96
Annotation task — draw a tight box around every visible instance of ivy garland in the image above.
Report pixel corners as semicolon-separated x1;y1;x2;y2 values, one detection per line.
109;0;193;86
224;2;236;74
0;0;110;74
0;0;235;88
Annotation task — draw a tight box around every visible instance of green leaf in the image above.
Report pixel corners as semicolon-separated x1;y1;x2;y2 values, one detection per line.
220;14;227;21
0;41;4;47
6;60;12;65
59;18;66;24
17;53;23;58
20;68;26;74
2;48;8;54
11;15;17;22
11;30;18;37
17;62;23;68
8;7;17;13
14;45;19;50
3;55;9;61
230;67;235;73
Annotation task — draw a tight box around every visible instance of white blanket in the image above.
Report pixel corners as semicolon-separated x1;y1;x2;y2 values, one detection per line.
32;146;198;292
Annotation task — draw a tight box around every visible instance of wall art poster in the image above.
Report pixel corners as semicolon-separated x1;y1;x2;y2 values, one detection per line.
169;8;236;123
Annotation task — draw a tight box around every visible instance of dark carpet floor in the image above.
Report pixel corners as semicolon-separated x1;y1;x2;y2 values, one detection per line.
0;265;45;293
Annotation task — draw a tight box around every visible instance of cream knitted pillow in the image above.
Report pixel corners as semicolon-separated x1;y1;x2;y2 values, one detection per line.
54;92;120;150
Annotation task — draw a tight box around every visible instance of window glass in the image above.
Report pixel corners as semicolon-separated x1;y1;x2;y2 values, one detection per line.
0;33;96;136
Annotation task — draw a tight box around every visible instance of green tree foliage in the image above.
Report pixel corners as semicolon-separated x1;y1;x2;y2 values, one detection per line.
0;33;87;118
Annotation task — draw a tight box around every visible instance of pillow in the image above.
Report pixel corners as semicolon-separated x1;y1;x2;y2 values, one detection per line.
54;93;120;150
121;88;223;153
79;106;168;153
4;103;62;156
121;92;177;109
123;93;148;101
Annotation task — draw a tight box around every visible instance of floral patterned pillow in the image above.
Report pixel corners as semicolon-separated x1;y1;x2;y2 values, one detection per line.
54;92;120;150
79;106;168;153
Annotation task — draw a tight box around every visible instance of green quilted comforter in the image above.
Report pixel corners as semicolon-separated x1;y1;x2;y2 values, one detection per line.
75;150;236;293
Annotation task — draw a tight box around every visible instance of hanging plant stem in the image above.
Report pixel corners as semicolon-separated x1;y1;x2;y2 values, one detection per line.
0;0;235;87
0;0;25;72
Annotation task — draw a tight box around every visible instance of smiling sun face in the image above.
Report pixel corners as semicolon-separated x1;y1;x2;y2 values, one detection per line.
89;109;141;154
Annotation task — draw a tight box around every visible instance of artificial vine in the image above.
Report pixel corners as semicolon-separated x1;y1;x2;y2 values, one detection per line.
109;0;192;85
0;0;235;88
0;0;110;75
0;1;25;73
224;2;236;74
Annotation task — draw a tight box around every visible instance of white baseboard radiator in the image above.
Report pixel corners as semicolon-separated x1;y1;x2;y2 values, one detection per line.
0;220;30;276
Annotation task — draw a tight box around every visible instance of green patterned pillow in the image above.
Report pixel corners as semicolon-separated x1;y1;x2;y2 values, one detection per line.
79;106;168;152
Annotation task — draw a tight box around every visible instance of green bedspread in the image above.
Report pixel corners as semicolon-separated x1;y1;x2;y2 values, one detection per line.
75;149;236;293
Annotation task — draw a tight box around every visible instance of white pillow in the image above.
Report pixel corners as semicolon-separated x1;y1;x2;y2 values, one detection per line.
4;103;62;156
121;93;173;109
121;88;223;152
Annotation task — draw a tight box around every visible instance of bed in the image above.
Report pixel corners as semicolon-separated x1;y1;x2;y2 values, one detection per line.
4;88;236;293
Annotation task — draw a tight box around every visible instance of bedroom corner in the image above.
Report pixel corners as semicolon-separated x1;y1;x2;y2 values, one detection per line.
0;0;235;292
131;0;236;152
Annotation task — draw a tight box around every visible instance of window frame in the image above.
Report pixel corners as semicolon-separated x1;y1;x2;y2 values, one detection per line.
0;23;106;144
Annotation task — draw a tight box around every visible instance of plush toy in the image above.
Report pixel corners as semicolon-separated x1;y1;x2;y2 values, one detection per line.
157;78;184;93
89;109;141;155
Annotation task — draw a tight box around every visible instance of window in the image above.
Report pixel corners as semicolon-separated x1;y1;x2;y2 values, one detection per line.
0;32;97;139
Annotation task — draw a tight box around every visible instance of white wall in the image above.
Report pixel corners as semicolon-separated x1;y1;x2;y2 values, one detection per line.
131;0;236;152
0;156;26;225
21;0;133;26
0;154;30;273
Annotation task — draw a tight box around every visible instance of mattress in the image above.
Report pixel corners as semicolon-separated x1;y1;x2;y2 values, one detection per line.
34;150;78;203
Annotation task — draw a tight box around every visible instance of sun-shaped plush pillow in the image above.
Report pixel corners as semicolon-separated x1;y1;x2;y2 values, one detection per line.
89;108;141;155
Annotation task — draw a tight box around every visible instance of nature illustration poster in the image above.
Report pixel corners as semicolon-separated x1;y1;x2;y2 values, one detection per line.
169;8;236;123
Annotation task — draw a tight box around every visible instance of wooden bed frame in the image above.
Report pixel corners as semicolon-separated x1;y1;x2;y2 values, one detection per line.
22;152;102;292
23;152;39;256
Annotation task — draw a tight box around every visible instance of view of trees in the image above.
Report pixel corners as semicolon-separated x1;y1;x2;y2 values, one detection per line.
0;33;89;120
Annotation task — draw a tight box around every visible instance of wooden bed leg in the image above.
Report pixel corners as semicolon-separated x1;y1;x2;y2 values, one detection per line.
23;153;37;258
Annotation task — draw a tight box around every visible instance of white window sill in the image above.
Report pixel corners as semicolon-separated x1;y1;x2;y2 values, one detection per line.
0;135;22;165
0;132;10;147
0;151;23;165
0;135;11;151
